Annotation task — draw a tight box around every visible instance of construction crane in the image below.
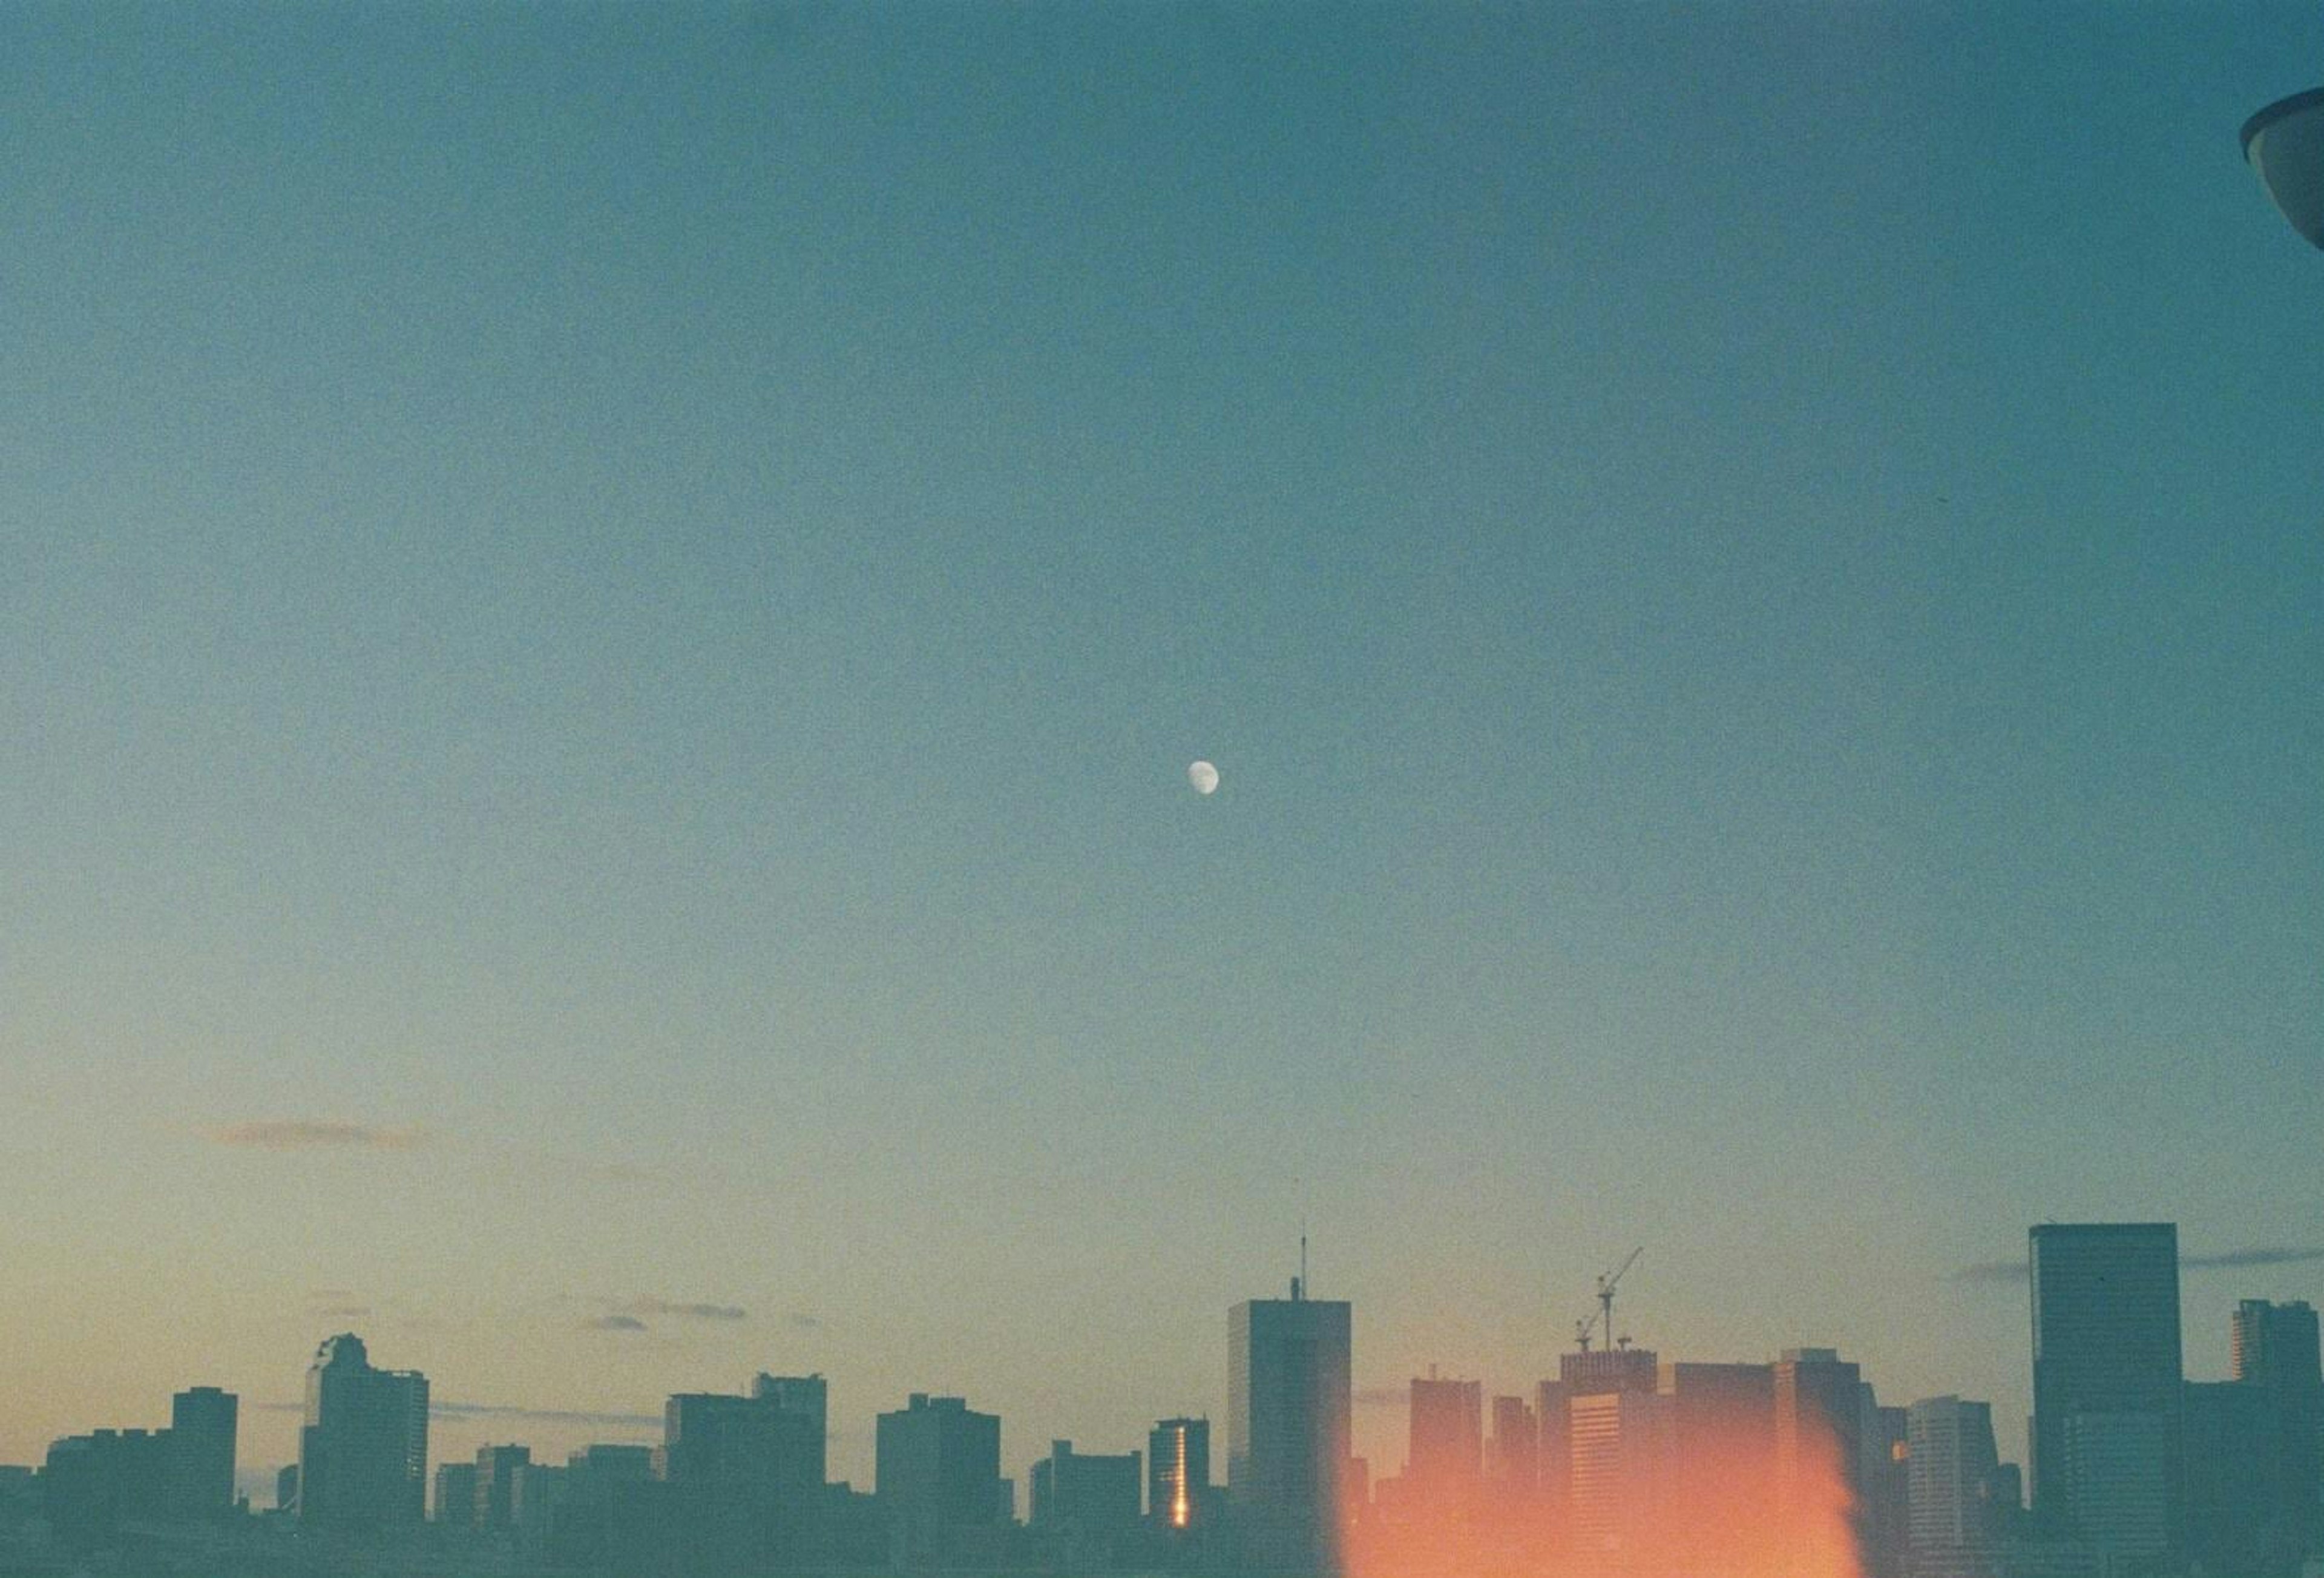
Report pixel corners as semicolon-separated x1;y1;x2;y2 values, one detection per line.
1572;1246;1644;1352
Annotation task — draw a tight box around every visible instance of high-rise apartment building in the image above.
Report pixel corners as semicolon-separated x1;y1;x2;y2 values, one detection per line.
297;1334;428;1530
1148;1418;1210;1530
2027;1223;2182;1560
1227;1286;1351;1527
165;1387;237;1520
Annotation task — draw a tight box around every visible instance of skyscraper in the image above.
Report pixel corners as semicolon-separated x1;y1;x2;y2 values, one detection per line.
1148;1418;1210;1530
2028;1223;2182;1560
1773;1349;1864;1522
1028;1440;1141;1534
1566;1389;1673;1554
875;1393;1004;1560
1406;1372;1483;1513
1227;1284;1351;1528
2230;1299;2323;1562
750;1373;831;1488
297;1334;428;1530
1486;1395;1538;1511
165;1387;237;1520
1906;1396;2001;1578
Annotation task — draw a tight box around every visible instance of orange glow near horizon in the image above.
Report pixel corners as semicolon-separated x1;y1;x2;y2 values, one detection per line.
1343;1411;1862;1578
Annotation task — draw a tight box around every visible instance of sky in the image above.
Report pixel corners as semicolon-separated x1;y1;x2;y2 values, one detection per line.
2;0;2319;1502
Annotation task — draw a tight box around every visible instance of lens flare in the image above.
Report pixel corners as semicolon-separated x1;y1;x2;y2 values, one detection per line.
1343;1412;1862;1578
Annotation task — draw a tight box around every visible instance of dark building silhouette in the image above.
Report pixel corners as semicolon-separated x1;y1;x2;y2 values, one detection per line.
1486;1394;1537;1512
1659;1361;1775;1558
2231;1298;2322;1564
2028;1224;2181;1566
433;1461;478;1527
1227;1284;1351;1535
41;1429;168;1544
2184;1379;2279;1578
164;1387;237;1520
1147;1417;1211;1530
875;1393;1003;1562
750;1373;830;1488
1406;1372;1482;1516
1029;1439;1141;1534
474;1444;530;1530
297;1333;429;1530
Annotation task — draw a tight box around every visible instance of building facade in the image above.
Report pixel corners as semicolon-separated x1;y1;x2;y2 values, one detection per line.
297;1334;429;1530
2027;1223;2182;1563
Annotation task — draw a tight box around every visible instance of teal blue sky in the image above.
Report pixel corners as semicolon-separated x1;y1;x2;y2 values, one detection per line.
4;2;2319;1492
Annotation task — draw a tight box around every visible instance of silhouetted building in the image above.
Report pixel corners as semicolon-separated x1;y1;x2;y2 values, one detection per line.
1148;1418;1210;1530
165;1387;237;1520
1487;1394;1538;1511
1907;1396;2002;1578
2028;1224;2182;1564
42;1429;168;1543
1407;1372;1482;1515
875;1393;1003;1561
1775;1349;1866;1524
751;1373;831;1488
2230;1298;2322;1565
662;1390;819;1508
475;1444;530;1530
1227;1285;1351;1534
1865;1401;1911;1578
1029;1440;1141;1534
297;1333;428;1530
1659;1361;1776;1558
2184;1379;2281;1578
433;1461;478;1527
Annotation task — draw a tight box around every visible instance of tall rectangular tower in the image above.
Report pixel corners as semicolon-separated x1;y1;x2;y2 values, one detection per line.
165;1387;237;1519
1227;1286;1351;1528
298;1335;428;1530
1148;1418;1210;1529
1407;1373;1483;1510
2028;1222;2182;1556
2229;1298;2322;1562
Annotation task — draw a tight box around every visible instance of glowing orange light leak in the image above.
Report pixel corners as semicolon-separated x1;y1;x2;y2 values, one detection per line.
1342;1412;1862;1578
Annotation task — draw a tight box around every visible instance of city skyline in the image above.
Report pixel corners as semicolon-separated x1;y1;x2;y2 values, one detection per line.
16;1221;2319;1512
4;0;2319;1543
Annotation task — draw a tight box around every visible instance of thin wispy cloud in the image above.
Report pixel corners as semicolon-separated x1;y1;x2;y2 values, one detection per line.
1955;1244;2324;1285
586;1314;649;1332
2183;1246;2324;1271
258;1399;661;1429
622;1298;748;1322
205;1120;424;1152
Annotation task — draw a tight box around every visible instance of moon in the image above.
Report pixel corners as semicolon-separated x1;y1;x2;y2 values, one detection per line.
1188;760;1219;796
